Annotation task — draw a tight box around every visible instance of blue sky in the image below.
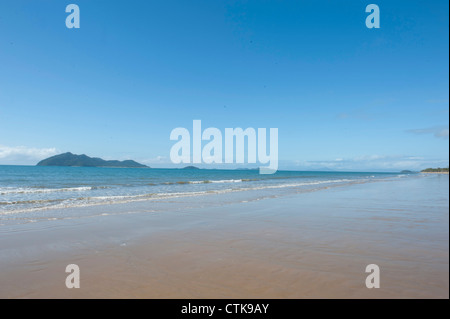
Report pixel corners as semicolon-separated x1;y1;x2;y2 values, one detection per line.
0;0;448;171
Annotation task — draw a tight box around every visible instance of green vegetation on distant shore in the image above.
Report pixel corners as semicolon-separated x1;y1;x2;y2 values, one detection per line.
37;152;149;168
421;167;449;173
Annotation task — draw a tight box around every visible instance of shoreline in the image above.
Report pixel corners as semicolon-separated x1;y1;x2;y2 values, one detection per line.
0;175;448;298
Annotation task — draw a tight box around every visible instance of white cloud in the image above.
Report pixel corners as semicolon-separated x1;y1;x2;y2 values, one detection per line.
0;145;59;165
407;126;449;140
436;128;449;139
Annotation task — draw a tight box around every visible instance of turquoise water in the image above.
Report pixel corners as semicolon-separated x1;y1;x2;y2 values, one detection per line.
0;165;401;216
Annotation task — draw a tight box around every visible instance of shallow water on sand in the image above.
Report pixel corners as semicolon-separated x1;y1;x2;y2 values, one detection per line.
0;174;447;298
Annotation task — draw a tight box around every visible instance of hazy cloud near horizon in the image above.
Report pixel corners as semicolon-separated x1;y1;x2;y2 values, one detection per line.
292;155;449;172
1;146;448;172
406;126;449;140
128;154;449;172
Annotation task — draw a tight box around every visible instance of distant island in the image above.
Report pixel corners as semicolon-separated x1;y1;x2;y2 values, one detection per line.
421;167;449;174
37;152;149;168
183;166;199;169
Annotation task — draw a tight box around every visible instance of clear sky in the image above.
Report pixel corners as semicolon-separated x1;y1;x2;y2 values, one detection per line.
0;0;448;171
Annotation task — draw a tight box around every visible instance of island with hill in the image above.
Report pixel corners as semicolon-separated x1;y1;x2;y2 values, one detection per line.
421;167;449;174
36;152;149;168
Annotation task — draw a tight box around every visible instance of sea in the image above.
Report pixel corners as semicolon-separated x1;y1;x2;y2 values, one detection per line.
0;165;409;225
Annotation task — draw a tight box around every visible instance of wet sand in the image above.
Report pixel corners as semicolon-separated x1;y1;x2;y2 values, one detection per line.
0;175;448;298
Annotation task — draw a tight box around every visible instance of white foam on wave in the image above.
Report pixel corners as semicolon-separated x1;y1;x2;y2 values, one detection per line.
0;186;95;195
0;178;363;216
186;179;243;184
210;179;243;183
